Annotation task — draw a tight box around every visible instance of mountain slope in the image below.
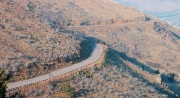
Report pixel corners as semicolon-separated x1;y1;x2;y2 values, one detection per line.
13;0;149;26
4;0;180;97
0;0;90;82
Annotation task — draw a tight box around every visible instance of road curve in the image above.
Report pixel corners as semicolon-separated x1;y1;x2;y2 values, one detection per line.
7;44;103;90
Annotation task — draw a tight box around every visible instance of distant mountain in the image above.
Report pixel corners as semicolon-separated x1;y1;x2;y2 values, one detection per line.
114;0;180;28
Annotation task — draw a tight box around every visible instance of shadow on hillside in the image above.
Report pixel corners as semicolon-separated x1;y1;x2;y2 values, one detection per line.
86;37;178;98
73;89;91;97
67;40;92;64
106;48;179;98
172;32;180;39
118;52;155;74
161;73;180;97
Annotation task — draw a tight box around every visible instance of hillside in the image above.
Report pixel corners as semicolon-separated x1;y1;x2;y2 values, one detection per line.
0;0;92;82
4;0;180;97
13;0;149;26
26;0;180;78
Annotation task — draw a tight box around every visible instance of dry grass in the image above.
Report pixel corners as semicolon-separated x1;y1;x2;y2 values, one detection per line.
73;20;180;77
2;0;180;97
13;0;147;26
0;0;90;82
7;49;173;98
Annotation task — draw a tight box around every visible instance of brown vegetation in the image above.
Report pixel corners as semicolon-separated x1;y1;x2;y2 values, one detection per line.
2;0;180;97
0;0;91;82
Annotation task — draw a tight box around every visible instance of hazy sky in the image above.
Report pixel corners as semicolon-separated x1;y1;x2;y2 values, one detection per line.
114;0;180;12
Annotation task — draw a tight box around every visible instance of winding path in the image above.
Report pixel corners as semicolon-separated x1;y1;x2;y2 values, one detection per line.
7;44;103;90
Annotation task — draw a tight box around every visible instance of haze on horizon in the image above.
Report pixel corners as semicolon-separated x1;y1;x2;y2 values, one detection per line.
114;0;180;12
114;0;180;27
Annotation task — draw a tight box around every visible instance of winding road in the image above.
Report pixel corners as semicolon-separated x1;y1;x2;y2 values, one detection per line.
7;44;103;90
